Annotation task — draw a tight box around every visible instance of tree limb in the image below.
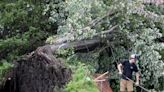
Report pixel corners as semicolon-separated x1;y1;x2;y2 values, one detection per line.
52;24;118;45
50;39;101;53
88;11;116;27
93;25;118;37
52;10;117;45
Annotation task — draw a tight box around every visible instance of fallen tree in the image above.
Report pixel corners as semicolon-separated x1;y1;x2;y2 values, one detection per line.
0;22;118;92
0;1;119;90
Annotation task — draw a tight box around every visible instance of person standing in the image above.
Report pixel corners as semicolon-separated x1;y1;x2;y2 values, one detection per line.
117;54;140;92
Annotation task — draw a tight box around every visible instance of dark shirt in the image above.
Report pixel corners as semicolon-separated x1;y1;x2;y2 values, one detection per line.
121;60;138;80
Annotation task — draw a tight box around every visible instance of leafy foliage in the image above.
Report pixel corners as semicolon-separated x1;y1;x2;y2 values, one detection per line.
64;61;99;92
50;0;164;91
0;0;164;91
56;0;109;41
0;0;67;85
0;60;13;85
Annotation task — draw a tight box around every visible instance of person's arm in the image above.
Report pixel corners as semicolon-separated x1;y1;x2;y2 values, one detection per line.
117;63;123;74
135;72;140;85
133;64;140;85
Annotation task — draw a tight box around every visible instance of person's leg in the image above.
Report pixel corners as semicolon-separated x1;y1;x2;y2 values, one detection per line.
120;79;126;92
127;80;133;92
